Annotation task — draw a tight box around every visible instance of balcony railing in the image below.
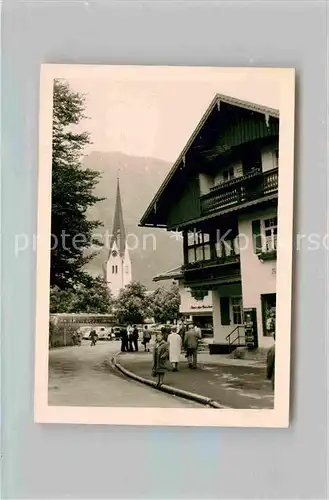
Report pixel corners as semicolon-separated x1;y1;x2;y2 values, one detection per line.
200;168;278;216
182;254;240;272
182;255;241;287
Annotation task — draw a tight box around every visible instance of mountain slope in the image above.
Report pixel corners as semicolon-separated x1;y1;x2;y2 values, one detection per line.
83;151;182;289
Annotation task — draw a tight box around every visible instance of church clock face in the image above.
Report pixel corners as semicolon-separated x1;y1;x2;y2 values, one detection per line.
112;250;118;257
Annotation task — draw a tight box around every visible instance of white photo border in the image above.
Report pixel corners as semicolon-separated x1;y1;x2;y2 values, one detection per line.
34;64;295;428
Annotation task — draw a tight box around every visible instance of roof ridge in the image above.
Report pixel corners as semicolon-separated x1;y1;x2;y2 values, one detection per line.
140;93;279;226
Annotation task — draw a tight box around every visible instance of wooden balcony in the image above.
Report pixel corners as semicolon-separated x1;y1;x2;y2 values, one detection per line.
200;168;278;216
182;255;241;288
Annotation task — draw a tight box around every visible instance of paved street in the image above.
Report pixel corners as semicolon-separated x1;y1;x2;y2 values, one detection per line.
49;339;273;409
118;351;274;410
48;340;200;407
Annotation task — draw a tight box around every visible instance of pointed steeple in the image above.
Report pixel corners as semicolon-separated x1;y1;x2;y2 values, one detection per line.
109;175;126;258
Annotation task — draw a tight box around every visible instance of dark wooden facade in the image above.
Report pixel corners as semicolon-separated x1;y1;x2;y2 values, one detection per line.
140;94;279;290
204;112;279;161
166;175;201;227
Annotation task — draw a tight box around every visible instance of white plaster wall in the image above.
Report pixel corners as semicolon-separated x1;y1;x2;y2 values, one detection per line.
234;161;244;177
199;173;214;195
106;242;124;298
213;160;243;185
238;210;277;347
212;284;243;343
122;248;132;288
212;291;230;342
261;147;278;172
178;281;213;314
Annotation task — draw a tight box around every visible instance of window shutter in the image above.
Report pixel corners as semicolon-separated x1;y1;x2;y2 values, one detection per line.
252;220;262;254
220;297;231;325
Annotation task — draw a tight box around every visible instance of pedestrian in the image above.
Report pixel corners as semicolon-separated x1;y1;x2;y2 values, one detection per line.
161;326;169;342
266;333;275;390
132;325;139;352
142;325;151;352
127;324;134;351
152;331;169;387
177;320;186;345
184;323;201;369
76;331;82;346
72;331;77;346
90;329;98;347
120;325;128;352
194;321;202;339
167;327;182;371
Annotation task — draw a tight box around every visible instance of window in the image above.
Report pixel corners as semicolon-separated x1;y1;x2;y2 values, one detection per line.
231;296;243;325
186;230;212;264
220;296;243;325
242;149;262;173
233;236;240;255
222;167;234;182
188;247;196;263
215;233;239;259
262;217;277;252
112;265;118;274
261;293;276;337
252;217;278;254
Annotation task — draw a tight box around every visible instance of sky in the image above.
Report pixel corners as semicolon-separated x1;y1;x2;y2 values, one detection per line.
66;69;281;163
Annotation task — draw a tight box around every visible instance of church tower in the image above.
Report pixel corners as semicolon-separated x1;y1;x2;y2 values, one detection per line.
105;176;132;297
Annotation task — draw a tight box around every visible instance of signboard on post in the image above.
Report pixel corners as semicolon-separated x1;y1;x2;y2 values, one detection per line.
243;307;258;349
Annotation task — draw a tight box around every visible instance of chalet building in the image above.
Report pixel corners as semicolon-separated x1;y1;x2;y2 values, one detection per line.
153;267;213;335
140;94;278;352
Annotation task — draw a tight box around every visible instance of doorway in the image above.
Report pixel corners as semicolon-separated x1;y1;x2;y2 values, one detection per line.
261;293;276;337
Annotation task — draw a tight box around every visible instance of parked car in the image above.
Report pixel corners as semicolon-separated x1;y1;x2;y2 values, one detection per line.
107;330;116;341
96;327;108;340
110;326;122;339
78;326;92;340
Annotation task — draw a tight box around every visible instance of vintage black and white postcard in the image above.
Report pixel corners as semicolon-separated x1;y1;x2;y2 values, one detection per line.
34;65;295;427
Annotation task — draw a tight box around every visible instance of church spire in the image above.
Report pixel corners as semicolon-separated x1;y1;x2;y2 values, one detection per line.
105;172;132;296
109;174;126;258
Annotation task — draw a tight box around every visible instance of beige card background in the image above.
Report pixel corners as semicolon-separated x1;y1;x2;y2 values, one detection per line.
34;65;295;427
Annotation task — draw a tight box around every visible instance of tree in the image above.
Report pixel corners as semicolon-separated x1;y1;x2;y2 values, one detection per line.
50;286;74;313
51;79;104;289
150;283;181;324
50;277;114;314
115;281;149;324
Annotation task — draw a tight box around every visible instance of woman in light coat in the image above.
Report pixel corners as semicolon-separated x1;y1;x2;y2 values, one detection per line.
167;328;182;371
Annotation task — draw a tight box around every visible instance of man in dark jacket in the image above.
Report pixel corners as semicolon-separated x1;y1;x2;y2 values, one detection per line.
178;321;186;345
90;329;98;347
142;325;151;352
120;326;128;352
184;324;201;369
132;325;139;352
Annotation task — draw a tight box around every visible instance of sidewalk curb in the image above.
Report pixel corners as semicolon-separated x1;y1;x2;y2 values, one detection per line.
111;352;230;409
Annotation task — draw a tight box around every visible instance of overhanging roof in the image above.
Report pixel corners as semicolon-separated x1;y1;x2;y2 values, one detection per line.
153;266;183;282
139;93;279;228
